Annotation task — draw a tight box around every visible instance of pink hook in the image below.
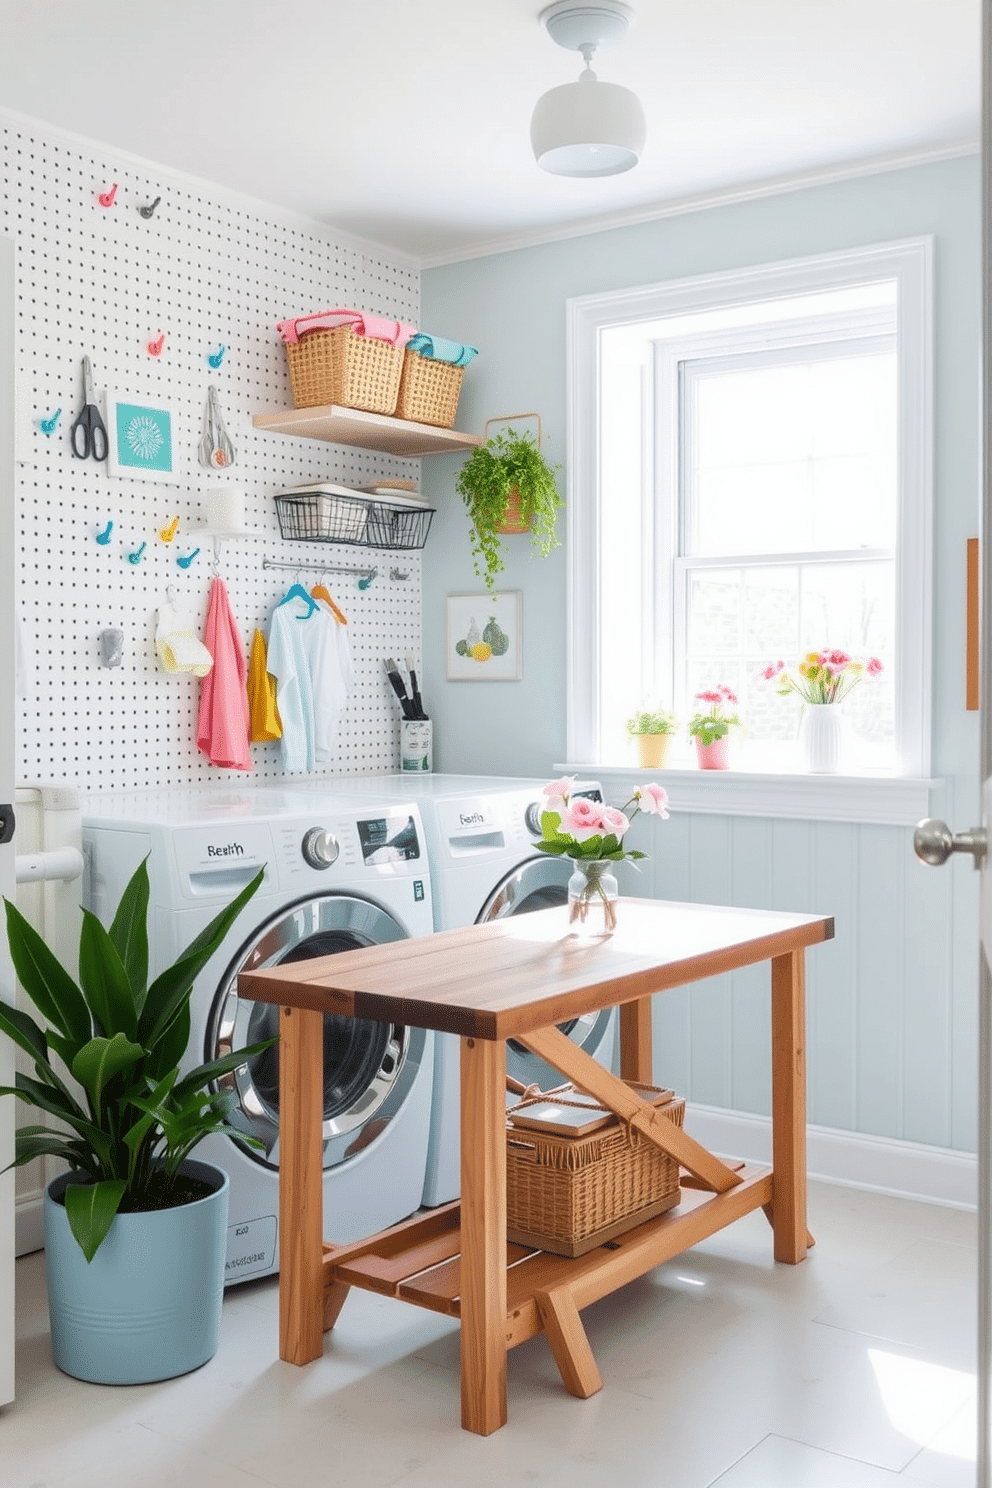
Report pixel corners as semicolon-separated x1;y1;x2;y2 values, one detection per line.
147;332;166;357
98;183;118;208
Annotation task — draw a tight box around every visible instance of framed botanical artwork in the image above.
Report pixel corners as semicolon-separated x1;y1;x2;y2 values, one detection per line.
106;393;178;482
446;591;522;681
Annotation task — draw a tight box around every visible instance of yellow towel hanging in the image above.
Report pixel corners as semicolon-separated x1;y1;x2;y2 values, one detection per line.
247;628;282;742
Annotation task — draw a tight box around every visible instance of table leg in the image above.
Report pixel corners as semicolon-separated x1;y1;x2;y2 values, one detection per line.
770;950;808;1264
619;997;653;1084
459;1035;507;1435
278;1004;326;1364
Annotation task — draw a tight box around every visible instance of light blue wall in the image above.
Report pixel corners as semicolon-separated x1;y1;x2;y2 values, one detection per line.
422;158;983;1153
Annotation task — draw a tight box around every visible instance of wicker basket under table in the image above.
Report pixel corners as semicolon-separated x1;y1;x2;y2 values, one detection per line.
506;1083;685;1257
283;324;405;413
394;349;466;427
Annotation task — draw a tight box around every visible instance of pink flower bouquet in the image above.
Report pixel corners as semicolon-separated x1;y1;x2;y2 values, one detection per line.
535;776;669;863
536;777;670;932
762;651;883;706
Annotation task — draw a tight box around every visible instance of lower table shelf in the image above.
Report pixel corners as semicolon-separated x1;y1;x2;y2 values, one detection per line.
319;1164;774;1395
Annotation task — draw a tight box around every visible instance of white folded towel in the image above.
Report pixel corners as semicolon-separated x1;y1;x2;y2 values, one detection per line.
156;602;214;677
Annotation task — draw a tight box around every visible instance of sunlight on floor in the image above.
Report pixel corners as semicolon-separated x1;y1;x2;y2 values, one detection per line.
869;1346;976;1461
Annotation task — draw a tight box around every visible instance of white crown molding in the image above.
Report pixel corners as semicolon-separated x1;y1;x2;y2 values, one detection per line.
418;139;978;270
0;104;421;271
688;1103;977;1211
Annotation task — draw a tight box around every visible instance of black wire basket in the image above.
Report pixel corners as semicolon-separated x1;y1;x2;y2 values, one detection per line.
273;493;434;550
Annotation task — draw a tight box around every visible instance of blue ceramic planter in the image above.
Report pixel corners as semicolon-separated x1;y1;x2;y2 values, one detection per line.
44;1159;229;1384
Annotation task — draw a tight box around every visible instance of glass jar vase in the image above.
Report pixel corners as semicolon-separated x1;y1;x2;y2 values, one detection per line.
568;860;619;937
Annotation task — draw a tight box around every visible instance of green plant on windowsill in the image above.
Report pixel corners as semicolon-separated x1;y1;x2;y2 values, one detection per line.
455;427;563;595
625;706;678;737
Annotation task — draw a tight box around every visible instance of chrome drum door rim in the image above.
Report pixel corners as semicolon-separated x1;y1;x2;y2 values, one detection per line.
207;893;426;1171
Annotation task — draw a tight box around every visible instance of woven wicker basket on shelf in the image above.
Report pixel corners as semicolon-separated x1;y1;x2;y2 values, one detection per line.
506;1083;685;1257
283;325;405;413
394;349;465;427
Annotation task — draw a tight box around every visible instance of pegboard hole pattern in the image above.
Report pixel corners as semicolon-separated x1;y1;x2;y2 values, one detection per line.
5;121;427;791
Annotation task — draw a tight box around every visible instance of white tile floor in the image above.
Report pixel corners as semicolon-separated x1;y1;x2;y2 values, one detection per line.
2;1181;980;1488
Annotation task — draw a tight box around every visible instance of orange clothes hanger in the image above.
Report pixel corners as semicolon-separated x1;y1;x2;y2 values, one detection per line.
310;582;347;624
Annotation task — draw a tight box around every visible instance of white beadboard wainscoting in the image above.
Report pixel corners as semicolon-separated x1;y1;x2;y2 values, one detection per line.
609;801;979;1201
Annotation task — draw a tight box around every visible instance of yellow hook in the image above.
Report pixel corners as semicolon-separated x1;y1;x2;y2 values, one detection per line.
158;516;180;543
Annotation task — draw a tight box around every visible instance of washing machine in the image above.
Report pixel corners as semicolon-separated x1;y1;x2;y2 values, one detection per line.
330;774;617;1206
81;784;436;1284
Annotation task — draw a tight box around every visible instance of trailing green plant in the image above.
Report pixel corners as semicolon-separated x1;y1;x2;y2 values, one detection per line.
625;706;678;737
455;427;563;594
0;860;273;1262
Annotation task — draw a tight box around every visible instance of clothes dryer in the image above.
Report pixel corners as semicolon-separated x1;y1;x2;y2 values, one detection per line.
329;775;616;1206
82;785;435;1284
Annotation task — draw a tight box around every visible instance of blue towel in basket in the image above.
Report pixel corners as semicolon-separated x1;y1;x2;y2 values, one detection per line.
406;333;478;368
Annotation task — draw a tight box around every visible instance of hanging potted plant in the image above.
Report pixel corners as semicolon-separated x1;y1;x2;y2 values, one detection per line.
455;426;563;595
625;705;678;769
0;860;272;1384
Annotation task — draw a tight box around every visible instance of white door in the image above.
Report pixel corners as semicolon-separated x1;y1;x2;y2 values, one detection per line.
914;9;992;1478
0;234;16;1408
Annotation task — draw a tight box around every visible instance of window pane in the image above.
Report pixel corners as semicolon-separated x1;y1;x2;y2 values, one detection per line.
687;351;896;556
744;567;799;653
799;561;894;658
682;557;895;760
687;570;741;654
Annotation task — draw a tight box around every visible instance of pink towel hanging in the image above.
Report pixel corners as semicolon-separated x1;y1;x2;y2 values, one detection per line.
196;576;253;771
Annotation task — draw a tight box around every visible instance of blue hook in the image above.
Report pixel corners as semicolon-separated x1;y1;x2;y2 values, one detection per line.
357;568;377;591
95;520;113;545
40;408;62;436
177;547;200;569
127;541;147;566
207;344;227;368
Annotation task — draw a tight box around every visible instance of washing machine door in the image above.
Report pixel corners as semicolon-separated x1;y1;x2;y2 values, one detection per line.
206;893;427;1172
476;855;614;1091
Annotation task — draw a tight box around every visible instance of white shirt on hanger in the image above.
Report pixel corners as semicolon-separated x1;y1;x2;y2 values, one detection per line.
308;600;354;763
266;600;316;772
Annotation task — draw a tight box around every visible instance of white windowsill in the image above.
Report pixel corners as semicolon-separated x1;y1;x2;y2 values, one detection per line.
554;762;939;826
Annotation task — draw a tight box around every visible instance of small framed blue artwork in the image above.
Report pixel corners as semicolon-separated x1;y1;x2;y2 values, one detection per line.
106;393;178;483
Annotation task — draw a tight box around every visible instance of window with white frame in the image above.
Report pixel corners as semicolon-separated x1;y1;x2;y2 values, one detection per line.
567;240;932;793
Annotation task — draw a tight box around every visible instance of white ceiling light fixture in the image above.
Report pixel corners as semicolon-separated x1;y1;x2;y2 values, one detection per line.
531;1;646;178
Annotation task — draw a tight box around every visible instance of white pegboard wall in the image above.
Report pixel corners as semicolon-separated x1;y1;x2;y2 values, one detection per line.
4;118;430;790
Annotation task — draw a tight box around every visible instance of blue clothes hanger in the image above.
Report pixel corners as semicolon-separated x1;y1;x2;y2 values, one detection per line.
277;582;318;619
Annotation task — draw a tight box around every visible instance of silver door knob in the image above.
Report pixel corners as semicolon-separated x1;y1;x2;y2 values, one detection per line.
913;818;987;868
301;828;340;869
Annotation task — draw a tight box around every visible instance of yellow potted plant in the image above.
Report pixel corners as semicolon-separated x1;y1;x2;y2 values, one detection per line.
625;705;678;769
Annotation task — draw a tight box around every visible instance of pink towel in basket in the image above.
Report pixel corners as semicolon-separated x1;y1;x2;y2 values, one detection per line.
276;309;416;346
196;577;253;771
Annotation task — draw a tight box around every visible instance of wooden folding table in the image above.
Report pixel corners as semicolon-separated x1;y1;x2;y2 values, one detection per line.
238;897;833;1435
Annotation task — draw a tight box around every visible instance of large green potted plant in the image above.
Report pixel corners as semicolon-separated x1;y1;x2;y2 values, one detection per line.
0;859;271;1384
455;427;563;594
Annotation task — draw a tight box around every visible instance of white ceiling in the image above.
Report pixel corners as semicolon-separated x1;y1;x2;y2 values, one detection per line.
0;0;979;264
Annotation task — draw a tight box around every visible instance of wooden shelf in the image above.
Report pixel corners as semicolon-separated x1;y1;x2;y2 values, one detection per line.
251;404;482;457
320;1164;774;1365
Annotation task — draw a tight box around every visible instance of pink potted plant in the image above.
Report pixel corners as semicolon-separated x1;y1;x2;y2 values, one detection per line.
687;686;743;770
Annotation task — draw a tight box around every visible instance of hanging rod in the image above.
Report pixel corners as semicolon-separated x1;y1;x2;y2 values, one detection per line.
263;556;376;579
